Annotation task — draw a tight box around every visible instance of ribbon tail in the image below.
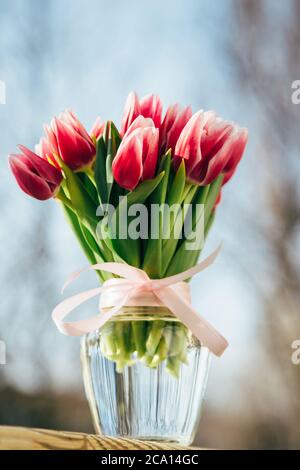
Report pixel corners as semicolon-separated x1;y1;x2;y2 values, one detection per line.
61;262;149;294
154;243;222;288
52;286;136;336
155;285;228;357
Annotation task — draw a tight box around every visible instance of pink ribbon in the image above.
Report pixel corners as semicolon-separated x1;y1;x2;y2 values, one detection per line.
52;245;228;356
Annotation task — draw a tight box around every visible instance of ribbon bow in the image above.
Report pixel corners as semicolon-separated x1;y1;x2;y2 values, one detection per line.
52;245;228;356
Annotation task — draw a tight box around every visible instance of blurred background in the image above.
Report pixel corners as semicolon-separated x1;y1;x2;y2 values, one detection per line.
0;0;299;449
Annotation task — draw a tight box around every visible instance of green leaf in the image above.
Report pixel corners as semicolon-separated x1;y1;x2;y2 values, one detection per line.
203;175;223;226
94;122;122;215
94;136;108;205
105;121;121;203
106;153;114;202
161;184;198;275
123;171;165;206
107;172;165;267
161;161;187;245
59;159;98;234
156;151;172;205
96;217;125;263
166;160;186;207
77;172;99;206
204;209;215;238
142;152;171;278
61;203;104;282
165;176;222;276
79;222;114;280
106;121;121;159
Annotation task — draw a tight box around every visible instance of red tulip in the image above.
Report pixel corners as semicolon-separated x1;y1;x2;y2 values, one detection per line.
60;110;92;143
175;111;248;185
9;145;62;200
52;111;96;171
112;117;159;190
38;111;96;172
121;92;163;136
35;134;60;170
160;104;192;153
90;116;105;140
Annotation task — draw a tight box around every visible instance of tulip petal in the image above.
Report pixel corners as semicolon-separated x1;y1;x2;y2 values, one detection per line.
123;116;154;140
159;104;180;149
90;116;105;140
112;130;143;191
141;127;159;180
18;145;62;185
201;118;232;159
222;128;248;185
174;111;204;172
140;94;163;128
166;105;193;153
46;122;60;153
9;155;53;200
63;110;94;145
54;118;95;171
196;128;241;185
35;137;61;170
120;91;141;136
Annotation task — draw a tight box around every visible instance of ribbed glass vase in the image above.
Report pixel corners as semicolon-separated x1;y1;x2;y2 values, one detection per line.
81;307;211;445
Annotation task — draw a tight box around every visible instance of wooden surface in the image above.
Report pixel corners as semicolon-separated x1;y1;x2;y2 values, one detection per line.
0;426;201;450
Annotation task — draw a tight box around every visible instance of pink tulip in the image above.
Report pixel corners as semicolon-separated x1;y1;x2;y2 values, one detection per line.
221;129;248;185
9;145;62;200
139;94;163;128
90;116;105;140
120;92;141;136
175;111;248;185
160;104;192;153
112;117;159;190
120;92;163;136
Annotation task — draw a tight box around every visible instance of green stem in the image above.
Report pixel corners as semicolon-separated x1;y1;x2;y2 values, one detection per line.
146;320;165;355
132;321;147;358
84;165;96;185
166;356;181;378
55;188;74;211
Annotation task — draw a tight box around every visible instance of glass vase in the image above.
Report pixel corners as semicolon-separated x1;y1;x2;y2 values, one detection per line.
81;307;211;445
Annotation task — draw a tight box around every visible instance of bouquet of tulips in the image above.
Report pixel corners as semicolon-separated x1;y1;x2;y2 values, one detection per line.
9;92;247;376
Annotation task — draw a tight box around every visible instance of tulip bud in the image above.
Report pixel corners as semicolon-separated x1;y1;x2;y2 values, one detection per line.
39;111;96;172
112;117;159;191
90;116;105;141
35;135;60;170
139;94;163;128
221;128;248;185
120;92;141;137
53;114;96;171
160;104;192;153
175;110;248;186
120;91;163;136
9;145;62;200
